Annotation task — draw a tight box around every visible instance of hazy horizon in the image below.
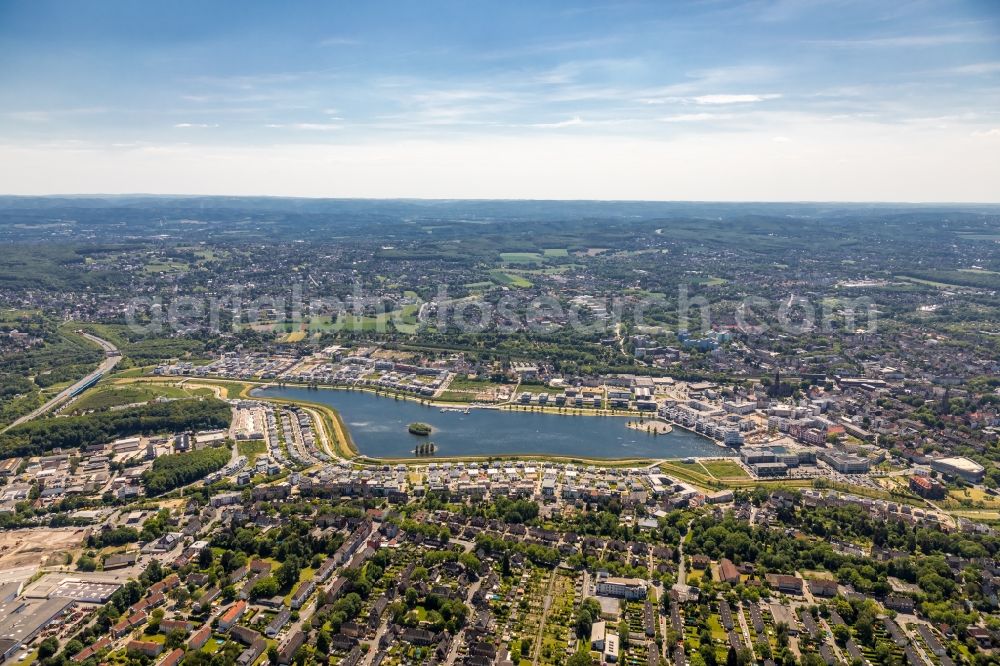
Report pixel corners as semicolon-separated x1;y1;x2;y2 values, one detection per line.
2;0;999;201
5;193;1000;206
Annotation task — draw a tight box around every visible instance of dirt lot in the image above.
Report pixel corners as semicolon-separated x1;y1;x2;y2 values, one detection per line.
0;527;87;570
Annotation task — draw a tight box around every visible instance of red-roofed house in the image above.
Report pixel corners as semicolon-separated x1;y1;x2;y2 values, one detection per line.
127;641;163;658
766;574;804;595
718;558;740;585
158;648;184;666
111;618;131;639
189;624;212;650
219;600;248;631
160;619;193;634
71;637;111;663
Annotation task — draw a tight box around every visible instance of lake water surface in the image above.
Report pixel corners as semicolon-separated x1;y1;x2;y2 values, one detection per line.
252;386;730;459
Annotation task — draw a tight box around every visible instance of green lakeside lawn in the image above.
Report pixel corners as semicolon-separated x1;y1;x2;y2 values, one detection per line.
447;375;493;391
700;459;749;478
436;391;478;403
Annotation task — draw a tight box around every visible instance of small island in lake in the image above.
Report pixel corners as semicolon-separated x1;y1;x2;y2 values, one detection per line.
408;422;432;436
626;419;672;434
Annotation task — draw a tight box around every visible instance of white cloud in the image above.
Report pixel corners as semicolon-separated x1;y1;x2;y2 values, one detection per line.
294;123;343;131
266;123;344;131
946;62;1000;76
8;111;54;123
318;36;361;47
691;94;781;105
7;107;108;122
529;116;585;128
174;123;218;128
476;36;623;60
637;66;785;105
659;113;719;122
972;128;1000;137
4;121;999;202
808;33;979;48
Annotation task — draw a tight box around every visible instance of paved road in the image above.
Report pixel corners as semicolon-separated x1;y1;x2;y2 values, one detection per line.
443;575;485;666
2;331;121;433
820;617;848;664
284;597;317;643
302;405;336;458
362;617;391;666
677;518;693;585
736;602;754;655
530;570;558;666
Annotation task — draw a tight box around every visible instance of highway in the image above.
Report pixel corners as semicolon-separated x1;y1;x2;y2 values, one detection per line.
1;331;121;433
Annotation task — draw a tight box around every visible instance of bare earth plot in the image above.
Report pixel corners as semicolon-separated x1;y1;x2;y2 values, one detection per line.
0;527;87;570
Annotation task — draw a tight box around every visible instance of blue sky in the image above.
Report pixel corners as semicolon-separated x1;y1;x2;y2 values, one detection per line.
1;0;998;200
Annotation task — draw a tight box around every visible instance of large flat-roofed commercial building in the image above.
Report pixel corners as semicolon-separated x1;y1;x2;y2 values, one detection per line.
596;576;647;600
821;451;871;474
0;597;74;660
742;442;815;468
741;447;776;465
22;574;123;603
752;462;788;477
929;457;985;483
49;579;121;603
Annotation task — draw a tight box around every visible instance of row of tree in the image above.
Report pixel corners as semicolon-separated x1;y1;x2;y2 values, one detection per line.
414;441;437;456
141;445;231;496
0;397;231;457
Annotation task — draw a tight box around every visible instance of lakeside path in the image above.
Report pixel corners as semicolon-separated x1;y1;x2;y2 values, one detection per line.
111;372;707;427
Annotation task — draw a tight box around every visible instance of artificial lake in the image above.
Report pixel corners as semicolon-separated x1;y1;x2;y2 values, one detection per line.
252;386;730;460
